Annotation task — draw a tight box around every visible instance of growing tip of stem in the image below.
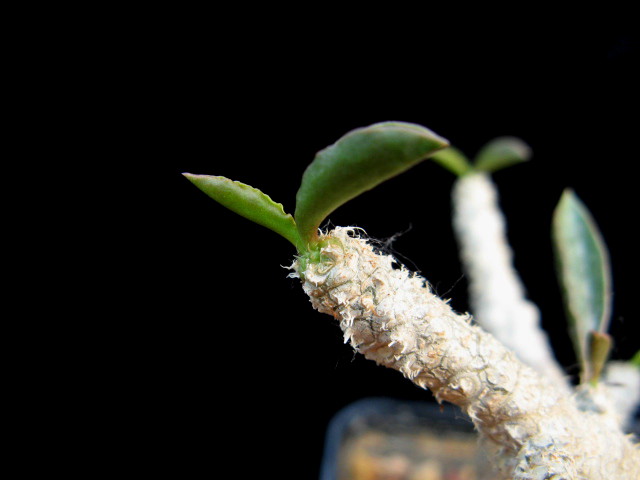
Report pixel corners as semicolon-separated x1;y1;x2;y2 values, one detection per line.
183;122;450;255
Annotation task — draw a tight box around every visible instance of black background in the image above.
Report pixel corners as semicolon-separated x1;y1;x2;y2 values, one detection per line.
102;26;638;478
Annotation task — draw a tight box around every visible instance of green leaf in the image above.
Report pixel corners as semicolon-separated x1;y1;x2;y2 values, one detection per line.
294;122;449;246
632;351;640;367
552;189;612;381
473;136;532;173
183;174;303;251
430;146;473;176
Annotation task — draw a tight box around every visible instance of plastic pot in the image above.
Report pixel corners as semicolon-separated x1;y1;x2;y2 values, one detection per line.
320;397;495;480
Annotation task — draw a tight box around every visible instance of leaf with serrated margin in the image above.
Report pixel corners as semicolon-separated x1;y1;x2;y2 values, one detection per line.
184;174;302;251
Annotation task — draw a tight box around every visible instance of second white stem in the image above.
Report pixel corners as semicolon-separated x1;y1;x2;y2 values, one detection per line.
452;172;569;391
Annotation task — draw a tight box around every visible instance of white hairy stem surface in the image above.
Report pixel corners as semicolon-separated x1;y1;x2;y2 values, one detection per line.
452;172;569;392
293;228;640;479
602;361;640;429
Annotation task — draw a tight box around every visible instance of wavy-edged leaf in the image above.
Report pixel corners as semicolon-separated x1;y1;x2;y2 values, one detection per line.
184;174;302;251
474;136;532;173
294;122;449;246
431;146;473;176
552;189;612;379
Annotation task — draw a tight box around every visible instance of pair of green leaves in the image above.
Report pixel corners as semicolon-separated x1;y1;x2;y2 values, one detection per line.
431;136;533;176
184;122;449;253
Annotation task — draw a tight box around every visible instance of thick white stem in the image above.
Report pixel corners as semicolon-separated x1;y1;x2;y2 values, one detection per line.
452;172;569;392
294;228;640;479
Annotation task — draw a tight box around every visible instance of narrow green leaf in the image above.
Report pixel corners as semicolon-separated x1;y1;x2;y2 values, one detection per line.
473;136;532;173
430;146;474;176
183;174;303;251
552;189;612;379
294;122;449;246
587;331;612;384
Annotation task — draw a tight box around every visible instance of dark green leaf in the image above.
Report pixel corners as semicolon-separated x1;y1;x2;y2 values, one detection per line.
184;174;302;251
552;189;612;379
473;136;532;173
431;146;473;176
294;122;449;246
